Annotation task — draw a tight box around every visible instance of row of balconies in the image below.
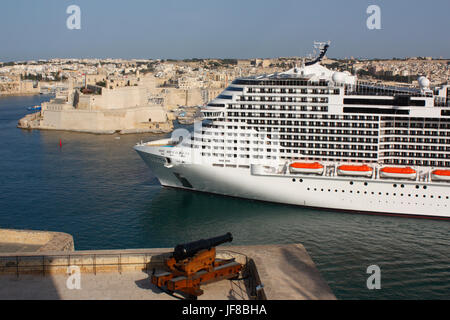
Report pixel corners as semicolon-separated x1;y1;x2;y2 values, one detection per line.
380;152;450;159
225;111;379;122
239;96;329;103
289;150;377;158
380;123;449;129
380;136;449;143
246;88;339;95
273;135;378;143
279;143;377;151
229;105;329;112
382;159;450;167
381;130;450;137
380;145;450;151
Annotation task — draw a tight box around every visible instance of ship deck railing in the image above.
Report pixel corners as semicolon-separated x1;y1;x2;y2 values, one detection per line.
344;81;430;97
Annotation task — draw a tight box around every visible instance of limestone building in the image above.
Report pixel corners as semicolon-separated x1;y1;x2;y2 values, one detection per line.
18;84;173;134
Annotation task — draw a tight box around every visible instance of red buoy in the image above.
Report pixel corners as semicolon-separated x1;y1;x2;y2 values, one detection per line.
59;139;62;148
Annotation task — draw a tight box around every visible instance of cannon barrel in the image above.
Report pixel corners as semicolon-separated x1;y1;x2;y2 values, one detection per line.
173;232;233;261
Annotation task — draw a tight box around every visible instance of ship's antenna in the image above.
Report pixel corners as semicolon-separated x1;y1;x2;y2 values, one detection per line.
305;41;331;66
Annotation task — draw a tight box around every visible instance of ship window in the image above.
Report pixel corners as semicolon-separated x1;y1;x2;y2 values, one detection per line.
225;86;243;92
218;94;233;100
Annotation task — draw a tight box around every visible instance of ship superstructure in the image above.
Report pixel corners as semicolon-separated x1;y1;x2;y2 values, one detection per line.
135;44;450;219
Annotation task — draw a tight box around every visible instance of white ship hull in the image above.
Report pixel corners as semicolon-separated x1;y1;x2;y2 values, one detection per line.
135;144;450;219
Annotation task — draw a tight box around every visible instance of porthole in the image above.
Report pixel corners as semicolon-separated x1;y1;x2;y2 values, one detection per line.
292;178;296;182
401;184;405;188
416;185;420;189
423;186;427;190
299;179;303;182
393;184;397;188
364;182;368;186
350;181;353;185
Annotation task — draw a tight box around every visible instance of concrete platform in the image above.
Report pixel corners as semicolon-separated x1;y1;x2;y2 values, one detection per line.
0;243;42;253
0;271;249;300
0;229;74;253
0;244;335;300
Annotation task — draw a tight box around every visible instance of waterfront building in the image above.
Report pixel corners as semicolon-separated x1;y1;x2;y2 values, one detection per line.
18;84;173;134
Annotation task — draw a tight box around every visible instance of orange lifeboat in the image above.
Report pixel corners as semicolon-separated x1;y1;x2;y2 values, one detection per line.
379;167;417;180
337;164;373;177
289;162;324;175
431;169;450;182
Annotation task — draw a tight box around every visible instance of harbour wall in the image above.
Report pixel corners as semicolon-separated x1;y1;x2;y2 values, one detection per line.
19;106;173;134
0;229;74;253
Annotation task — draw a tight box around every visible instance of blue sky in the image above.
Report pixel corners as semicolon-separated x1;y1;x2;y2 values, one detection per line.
0;0;449;61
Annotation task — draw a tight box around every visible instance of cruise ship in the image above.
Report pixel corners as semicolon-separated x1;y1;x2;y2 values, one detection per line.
135;44;450;219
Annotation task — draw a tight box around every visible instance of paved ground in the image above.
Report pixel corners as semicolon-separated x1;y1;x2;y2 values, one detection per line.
0;271;249;300
0;244;335;300
0;243;42;253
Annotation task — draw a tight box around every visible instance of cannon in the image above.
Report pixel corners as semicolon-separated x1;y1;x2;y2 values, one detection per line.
151;233;242;299
173;232;233;261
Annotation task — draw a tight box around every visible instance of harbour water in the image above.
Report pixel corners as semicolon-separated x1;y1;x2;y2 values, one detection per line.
0;95;449;299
